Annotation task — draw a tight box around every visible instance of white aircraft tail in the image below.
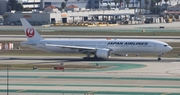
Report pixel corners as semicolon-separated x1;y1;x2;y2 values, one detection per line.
20;18;43;41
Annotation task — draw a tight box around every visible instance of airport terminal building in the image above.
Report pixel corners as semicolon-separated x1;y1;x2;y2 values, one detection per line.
22;0;180;11
4;6;135;25
23;0;139;11
0;0;179;15
2;0;180;25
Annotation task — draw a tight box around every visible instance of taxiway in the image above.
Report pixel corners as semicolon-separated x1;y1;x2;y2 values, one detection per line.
0;56;180;95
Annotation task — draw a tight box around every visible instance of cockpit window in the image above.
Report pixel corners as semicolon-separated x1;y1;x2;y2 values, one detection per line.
164;45;167;47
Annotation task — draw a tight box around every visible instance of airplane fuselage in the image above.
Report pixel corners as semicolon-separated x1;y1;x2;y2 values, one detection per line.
22;39;172;55
20;18;172;60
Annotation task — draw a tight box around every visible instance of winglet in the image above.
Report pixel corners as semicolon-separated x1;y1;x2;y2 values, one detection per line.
20;18;43;41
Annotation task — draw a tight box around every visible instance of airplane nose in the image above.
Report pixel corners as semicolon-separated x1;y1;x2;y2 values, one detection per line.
168;46;173;51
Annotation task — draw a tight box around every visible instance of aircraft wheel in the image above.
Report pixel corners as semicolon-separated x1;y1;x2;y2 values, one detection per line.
158;57;161;61
158;54;162;61
83;57;89;60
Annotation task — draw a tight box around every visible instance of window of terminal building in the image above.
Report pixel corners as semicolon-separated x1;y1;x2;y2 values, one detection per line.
95;6;99;9
94;1;99;3
45;2;51;7
51;2;61;7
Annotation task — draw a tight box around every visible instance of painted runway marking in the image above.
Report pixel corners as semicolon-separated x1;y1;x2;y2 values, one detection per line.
161;92;171;95
17;89;26;93
38;76;46;78
87;91;98;94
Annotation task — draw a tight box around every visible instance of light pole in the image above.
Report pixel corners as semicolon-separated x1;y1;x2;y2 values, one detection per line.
4;65;11;95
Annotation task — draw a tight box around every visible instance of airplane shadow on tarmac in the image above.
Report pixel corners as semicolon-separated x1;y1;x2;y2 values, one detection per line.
0;57;177;63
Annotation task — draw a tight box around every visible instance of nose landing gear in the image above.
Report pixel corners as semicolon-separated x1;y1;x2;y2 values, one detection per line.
158;54;162;61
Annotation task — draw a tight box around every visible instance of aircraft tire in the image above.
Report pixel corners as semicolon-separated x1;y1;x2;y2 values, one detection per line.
158;58;161;61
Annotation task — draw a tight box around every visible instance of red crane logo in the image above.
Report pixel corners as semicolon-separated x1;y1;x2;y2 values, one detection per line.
26;28;35;38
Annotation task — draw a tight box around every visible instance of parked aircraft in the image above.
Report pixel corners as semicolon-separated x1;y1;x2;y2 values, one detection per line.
20;18;172;61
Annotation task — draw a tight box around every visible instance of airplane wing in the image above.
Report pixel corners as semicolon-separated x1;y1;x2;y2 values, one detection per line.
45;44;97;51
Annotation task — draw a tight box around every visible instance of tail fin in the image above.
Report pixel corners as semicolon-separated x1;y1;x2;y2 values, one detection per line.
20;18;43;41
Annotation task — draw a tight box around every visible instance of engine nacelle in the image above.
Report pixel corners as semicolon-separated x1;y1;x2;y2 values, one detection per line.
96;49;111;59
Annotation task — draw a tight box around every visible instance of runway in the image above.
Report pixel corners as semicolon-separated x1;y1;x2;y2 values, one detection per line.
0;35;180;43
0;56;180;95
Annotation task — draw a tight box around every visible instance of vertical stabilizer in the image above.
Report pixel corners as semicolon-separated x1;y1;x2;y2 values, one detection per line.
20;18;43;41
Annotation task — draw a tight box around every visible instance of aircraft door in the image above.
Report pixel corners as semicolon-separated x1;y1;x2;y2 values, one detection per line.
131;44;136;53
154;43;157;49
131;45;134;49
70;42;74;46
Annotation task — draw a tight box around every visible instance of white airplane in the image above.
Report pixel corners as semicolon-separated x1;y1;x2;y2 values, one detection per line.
20;18;172;61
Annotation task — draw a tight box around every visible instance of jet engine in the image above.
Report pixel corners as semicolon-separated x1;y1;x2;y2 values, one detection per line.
96;49;111;59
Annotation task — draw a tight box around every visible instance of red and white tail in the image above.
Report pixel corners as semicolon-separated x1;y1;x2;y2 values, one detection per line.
20;18;43;41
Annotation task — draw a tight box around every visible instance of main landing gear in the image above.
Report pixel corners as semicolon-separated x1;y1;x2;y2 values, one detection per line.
83;54;103;61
